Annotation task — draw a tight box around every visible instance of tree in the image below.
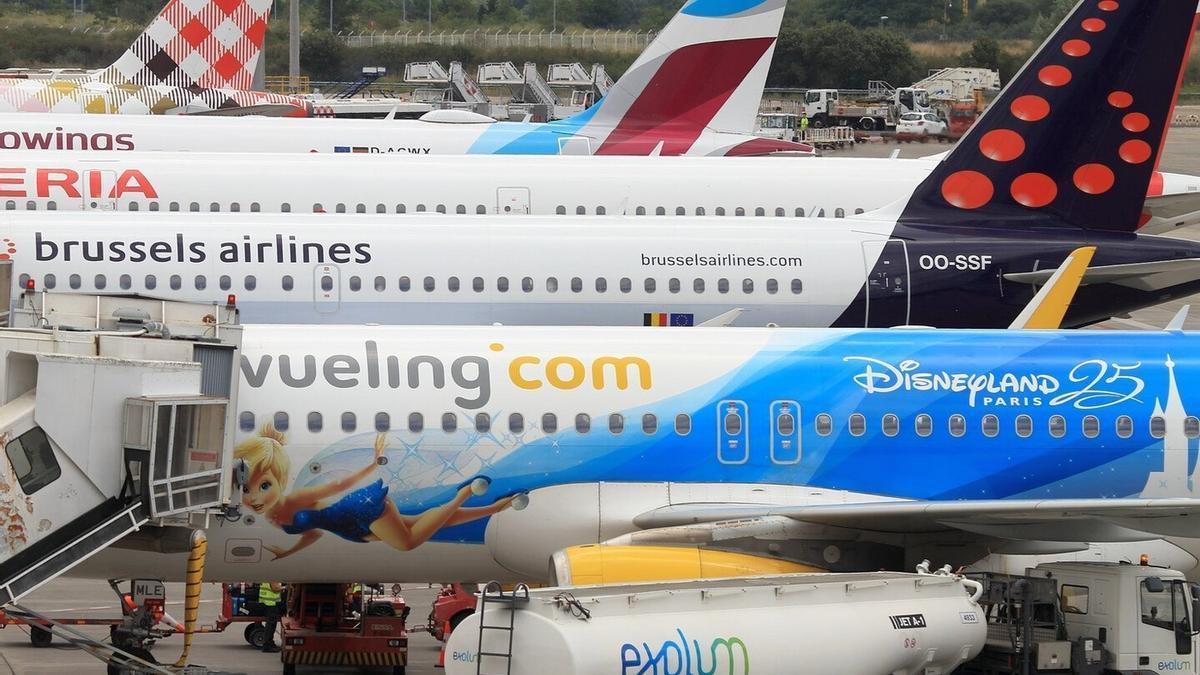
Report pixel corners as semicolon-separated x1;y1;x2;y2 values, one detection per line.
768;21;919;89
964;37;1002;71
300;30;347;80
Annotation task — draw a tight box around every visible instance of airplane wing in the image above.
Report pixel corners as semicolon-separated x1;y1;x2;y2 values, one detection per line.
1004;258;1200;292
633;498;1200;542
1139;192;1200;235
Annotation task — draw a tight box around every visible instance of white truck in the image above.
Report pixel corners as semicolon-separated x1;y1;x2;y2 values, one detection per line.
802;83;931;131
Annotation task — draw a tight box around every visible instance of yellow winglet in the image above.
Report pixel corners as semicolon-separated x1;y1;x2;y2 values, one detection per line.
1008;246;1096;329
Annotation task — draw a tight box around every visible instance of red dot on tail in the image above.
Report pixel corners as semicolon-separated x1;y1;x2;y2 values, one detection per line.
1038;65;1072;87
941;171;994;209
1122;112;1150;132
979;129;1025;162
1010;173;1058;208
0;255;10;261
1073;164;1115;194
1010;95;1050;122
1107;91;1133;108
1062;39;1091;57
1082;17;1106;31
1119;139;1152;164
6;248;13;254
1098;0;1118;10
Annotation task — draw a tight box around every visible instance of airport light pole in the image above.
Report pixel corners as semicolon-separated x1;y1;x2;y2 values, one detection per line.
553;0;557;32
289;0;300;89
329;0;334;31
428;0;433;34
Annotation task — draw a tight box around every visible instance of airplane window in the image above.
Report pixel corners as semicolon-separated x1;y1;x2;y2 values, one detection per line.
209;202;219;212
476;205;486;214
675;413;691;435
696;207;705;216
570;277;582;293
694;278;705;293
195;275;206;291
855;208;865;215
576;206;586;215
148;202;159;211
424;276;435;292
336;203;346;213
170;202;180;212
835;208;845;218
815;413;833;436
1049;414;1066;438
416;204;426;212
948;414;966;437
252;203;261;213
635;206;646;216
715;207;726;216
557;206;567;215
522;277;533;292
795;208;804;217
119;274;131;290
497;277;510;292
238;411;255;432
375;276;386;291
3;200;11;210
456;205;466;214
642;413;658;434
17;273;27;289
1016;414;1033;438
848;413;865;436
1116;415;1133;439
775;208;784;217
675;207;685;216
595;278;607;293
144;275;156;290
1187;416;1200;439
348;276;361;292
473;277;485;292
341;412;356;432
245;275;257;291
230;202;240;212
620;278;632;293
127;202;137;211
597;207;606;215
609;413;625;434
436;204;446;214
718;279;730;294
307;412;322;432
546;277;558;293
356;203;367;214
399;276;411;292
669;278;680;293
777;411;795;436
475;413;491;433
644;278;656;293
441;412;457;433
408;412;423;433
724;410;741;435
447;277;460;292
397;204;406;213
69;274;81;289
320;276;333;292
542;413;558;434
376;204;386;214
817;209;826;217
282;275;294;291
273;411;289;432
742;278;754;294
656;207;666;215
188;201;200;211
219;275;231;291
1150;415;1166;439
982;414;999;437
94;274;107;290
281;203;290;213
1083;415;1100;438
791;279;803;294
509;413;524;434
755;207;765;216
915;414;933;437
882;413;899;437
169;275;181;290
575;413;591;433
767;279;778;294
43;274;55;290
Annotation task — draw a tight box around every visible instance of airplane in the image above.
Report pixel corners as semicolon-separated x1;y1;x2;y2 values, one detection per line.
0;0;309;117
0;0;811;156
2;151;1199;236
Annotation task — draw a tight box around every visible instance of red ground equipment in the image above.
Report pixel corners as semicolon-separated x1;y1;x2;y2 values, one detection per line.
0;578;176;649
427;583;478;642
281;583;408;674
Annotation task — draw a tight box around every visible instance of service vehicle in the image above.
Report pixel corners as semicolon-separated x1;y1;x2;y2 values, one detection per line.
896;112;949;136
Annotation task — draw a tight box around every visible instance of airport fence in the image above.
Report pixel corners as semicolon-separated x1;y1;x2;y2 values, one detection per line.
338;29;653;53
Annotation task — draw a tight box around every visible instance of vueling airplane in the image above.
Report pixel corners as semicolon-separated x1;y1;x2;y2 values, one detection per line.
0;0;309;116
2;151;1199;236
0;0;809;156
8;0;1200;329
27;0;1200;586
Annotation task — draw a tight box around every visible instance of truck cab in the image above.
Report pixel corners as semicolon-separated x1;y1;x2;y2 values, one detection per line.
754;112;798;142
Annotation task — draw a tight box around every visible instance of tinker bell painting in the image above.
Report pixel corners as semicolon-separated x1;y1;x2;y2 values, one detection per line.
235;425;528;561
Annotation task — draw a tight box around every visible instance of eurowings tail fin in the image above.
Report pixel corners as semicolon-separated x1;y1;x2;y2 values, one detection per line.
95;0;272;90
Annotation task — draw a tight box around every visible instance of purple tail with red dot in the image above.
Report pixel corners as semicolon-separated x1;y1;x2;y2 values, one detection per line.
900;0;1199;233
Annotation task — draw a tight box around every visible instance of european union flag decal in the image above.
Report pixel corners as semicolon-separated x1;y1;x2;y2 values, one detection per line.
670;313;695;326
334;146;351;153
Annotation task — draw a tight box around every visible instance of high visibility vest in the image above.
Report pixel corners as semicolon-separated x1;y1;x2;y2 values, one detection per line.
259;583;281;606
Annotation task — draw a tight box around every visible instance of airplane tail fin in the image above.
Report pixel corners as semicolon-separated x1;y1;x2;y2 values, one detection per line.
899;0;1200;233
571;0;787;154
95;0;272;90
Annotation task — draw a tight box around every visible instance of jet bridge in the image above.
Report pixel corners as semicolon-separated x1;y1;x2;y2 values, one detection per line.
0;292;241;606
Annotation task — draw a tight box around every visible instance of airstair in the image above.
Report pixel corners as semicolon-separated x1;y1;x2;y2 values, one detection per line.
476;62;558;121
546;62;611;115
0;290;242;609
404;60;490;114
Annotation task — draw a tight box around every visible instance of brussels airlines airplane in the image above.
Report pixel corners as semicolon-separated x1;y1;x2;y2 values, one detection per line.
0;0;809;156
3;152;1200;235
0;0;308;116
9;0;1200;330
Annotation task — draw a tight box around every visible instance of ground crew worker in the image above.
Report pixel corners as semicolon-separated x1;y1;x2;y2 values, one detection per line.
798;114;809;141
259;582;284;653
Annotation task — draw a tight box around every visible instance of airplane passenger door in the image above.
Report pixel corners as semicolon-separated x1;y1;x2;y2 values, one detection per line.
861;239;910;327
497;187;531;214
770;400;801;465
314;264;340;314
717;400;749;465
81;170;117;211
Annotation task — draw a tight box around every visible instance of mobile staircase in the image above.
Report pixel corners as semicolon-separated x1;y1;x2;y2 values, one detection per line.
404;61;491;115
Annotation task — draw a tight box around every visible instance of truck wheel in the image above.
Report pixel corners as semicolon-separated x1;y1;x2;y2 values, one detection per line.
450;609;474;632
282;664;296;675
858;117;876;131
245;623;267;649
812;116;827;129
30;626;52;647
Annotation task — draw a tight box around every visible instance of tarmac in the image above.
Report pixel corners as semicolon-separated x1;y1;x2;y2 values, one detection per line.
5;126;1200;674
